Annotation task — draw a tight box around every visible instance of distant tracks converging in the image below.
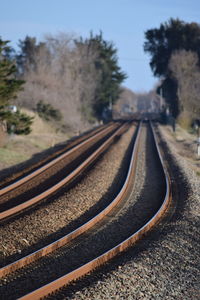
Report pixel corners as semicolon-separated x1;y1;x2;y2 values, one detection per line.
0;121;172;300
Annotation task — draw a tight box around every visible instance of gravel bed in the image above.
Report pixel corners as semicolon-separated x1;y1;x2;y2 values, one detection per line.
0;122;167;299
0;125;135;267
48;124;199;300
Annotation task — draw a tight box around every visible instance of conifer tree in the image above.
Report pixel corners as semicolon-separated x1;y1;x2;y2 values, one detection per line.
78;32;127;120
144;19;200;118
0;38;33;134
0;39;24;107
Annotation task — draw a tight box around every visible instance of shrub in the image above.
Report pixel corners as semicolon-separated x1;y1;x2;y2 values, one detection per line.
36;100;62;121
1;109;34;135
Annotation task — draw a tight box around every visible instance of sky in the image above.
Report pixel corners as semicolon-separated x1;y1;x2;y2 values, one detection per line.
1;0;200;92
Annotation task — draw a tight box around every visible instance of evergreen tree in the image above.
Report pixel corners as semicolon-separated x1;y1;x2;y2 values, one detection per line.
77;32;127;120
93;33;127;119
0;38;24;107
0;38;33;134
144;18;200;77
144;19;200;118
17;36;48;74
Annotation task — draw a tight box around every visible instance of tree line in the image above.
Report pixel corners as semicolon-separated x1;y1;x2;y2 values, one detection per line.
0;32;126;135
144;18;200;128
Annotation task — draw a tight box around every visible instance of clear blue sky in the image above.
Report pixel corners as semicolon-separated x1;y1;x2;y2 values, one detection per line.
1;0;200;92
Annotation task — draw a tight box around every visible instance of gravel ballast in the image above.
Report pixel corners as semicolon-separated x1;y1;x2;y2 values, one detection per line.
51;124;200;300
0;125;136;266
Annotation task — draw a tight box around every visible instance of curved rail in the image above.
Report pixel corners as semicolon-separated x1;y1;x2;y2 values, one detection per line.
0;123;127;221
0;123;117;197
18;122;172;300
0;122;139;277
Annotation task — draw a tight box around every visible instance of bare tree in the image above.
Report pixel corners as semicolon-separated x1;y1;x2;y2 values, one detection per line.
17;33;101;132
169;50;200;122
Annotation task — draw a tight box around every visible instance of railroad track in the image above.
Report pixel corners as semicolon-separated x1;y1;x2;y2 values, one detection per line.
0;123;111;190
0;121;127;221
0;121;172;299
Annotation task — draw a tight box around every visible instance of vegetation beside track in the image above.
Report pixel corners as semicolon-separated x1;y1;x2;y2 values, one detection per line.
0;109;70;170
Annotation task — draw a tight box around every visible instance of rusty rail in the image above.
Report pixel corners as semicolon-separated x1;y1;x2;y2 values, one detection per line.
18;122;172;300
0;123;117;197
0;122;137;277
0;123;127;221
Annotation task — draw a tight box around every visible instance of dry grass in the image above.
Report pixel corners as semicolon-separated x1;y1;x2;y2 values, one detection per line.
0;109;70;171
177;111;193;130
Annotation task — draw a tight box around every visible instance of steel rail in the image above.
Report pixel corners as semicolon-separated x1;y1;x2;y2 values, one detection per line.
18;122;172;300
0;123;110;191
0;123;117;197
0;123;127;221
0;122;136;277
